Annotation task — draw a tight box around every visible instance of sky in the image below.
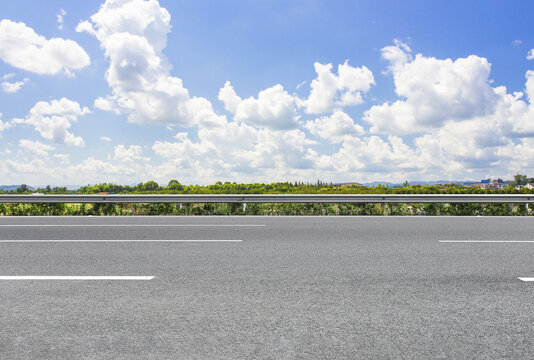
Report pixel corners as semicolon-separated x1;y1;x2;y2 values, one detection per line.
1;0;534;186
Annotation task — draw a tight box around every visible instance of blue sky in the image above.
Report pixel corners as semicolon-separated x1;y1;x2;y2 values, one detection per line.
1;0;534;186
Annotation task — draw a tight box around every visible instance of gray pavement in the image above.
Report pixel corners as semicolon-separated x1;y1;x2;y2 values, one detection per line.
1;216;534;359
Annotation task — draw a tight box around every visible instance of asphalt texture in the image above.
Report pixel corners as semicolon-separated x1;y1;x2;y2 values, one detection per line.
1;216;534;359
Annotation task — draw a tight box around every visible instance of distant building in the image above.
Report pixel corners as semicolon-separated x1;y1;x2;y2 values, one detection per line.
479;178;504;190
526;183;534;190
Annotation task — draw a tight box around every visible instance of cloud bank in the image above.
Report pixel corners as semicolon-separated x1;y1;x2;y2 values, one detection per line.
1;1;534;186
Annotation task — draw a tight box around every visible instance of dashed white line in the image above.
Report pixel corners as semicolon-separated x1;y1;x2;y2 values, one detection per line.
518;277;534;282
439;240;534;243
0;276;154;280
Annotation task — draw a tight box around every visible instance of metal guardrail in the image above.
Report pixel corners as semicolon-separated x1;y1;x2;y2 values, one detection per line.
0;194;533;203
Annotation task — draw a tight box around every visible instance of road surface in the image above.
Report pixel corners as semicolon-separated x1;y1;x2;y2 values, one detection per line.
1;216;534;359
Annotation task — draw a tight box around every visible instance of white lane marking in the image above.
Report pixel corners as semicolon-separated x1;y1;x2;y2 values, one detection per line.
439;240;534;243
0;276;154;280
518;278;534;282
0;224;264;227
0;239;242;243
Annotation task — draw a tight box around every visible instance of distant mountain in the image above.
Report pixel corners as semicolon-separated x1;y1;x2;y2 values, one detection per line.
0;184;83;191
362;180;485;187
362;181;402;187
0;185;35;191
34;185;83;190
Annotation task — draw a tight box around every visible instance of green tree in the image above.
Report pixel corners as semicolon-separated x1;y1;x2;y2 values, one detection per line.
515;174;528;186
16;184;29;193
167;179;183;191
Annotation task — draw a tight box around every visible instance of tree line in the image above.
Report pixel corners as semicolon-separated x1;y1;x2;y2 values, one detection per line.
4;176;534;195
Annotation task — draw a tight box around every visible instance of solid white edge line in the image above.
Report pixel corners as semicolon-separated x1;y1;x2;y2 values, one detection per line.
439;240;534;243
0;224;265;227
0;276;154;280
0;239;242;243
518;278;534;282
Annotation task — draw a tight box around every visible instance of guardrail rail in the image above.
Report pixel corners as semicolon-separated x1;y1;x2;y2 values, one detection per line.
1;194;532;215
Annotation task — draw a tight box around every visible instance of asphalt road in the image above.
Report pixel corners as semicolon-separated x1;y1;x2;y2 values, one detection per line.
1;216;534;359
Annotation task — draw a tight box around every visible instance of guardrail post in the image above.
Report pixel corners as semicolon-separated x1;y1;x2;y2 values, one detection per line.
509;203;514;213
526;203;529;216
242;202;246;213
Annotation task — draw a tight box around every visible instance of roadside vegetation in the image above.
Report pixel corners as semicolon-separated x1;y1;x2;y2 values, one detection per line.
0;202;528;216
1;176;533;216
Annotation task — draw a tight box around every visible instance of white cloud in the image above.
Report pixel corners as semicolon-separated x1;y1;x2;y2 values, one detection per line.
53;153;70;164
219;82;300;130
94;96;117;112
314;135;417;173
113;144;145;162
77;0;224;127
304;61;375;114
512;40;522;47
2;78;28;93
0;115;12;137
13;98;90;146
57;9;66;30
526;70;534;103
305;110;364;143
3;5;534;185
18;139;55;156
527;49;534;61
509;71;534;135
0;19;90;75
381;39;412;70
364;41;499;135
218;81;241;114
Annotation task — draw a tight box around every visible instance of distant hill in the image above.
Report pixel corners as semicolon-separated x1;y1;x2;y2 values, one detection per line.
0;185;35;191
0;184;82;191
33;185;83;190
362;180;482;187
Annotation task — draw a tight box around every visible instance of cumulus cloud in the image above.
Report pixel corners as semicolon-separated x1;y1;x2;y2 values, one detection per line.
18;139;55;156
0;19;90;75
218;81;299;130
57;9;66;30
509;71;534;135
364;41;500;135
303;44;534;181
94;96;117;112
304;60;375;114
53;153;70;165
12;98;90;146
77;0;224;127
0;113;13;136
313;135;417;173
305;110;364;143
151;120;318;180
527;49;534;61
113;144;145;162
4;2;533;185
2;78;29;93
